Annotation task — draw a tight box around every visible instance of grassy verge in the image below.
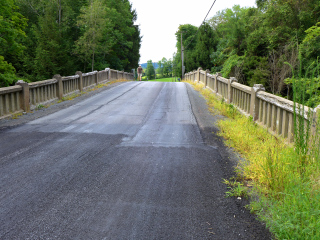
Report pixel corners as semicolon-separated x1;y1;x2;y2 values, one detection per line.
185;80;320;239
145;77;180;82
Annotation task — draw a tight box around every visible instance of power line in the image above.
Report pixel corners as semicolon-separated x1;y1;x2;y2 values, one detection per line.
184;0;217;51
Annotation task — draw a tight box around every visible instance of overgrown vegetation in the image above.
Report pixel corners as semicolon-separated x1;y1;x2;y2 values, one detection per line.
141;58;175;81
0;0;141;87
176;1;320;106
185;79;320;239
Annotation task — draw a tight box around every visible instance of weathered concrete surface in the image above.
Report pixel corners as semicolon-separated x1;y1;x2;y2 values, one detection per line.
0;82;271;239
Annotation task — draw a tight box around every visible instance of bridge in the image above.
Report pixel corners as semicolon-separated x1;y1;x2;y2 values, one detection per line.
0;68;273;238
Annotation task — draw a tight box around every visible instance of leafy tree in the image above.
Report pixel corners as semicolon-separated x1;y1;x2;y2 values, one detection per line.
175;1;319;98
157;59;163;77
156;57;173;78
6;0;141;82
175;24;198;78
125;24;141;72
165;59;173;77
75;0;110;71
0;0;27;86
146;60;155;80
0;0;141;84
100;0;140;72
15;0;86;79
0;0;27;59
192;22;217;71
0;56;18;87
161;57;169;77
300;22;320;65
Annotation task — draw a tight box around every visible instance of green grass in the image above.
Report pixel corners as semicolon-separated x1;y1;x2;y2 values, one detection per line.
148;77;180;82
11;112;23;119
185;80;320;239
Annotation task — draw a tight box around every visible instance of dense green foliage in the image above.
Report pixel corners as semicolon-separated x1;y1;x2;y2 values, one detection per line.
148;77;178;82
141;57;174;80
0;0;27;86
176;0;320;104
174;24;198;78
157;57;173;78
0;0;141;87
145;60;155;80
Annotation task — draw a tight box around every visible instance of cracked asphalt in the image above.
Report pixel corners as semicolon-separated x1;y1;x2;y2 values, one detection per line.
0;81;271;239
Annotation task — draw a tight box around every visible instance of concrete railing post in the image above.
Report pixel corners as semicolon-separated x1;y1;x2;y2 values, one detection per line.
250;84;265;120
95;71;99;85
15;80;30;112
76;71;83;92
116;70;119;80
105;68;110;81
53;74;63;100
204;69;210;87
197;67;202;83
228;77;238;104
215;72;221;93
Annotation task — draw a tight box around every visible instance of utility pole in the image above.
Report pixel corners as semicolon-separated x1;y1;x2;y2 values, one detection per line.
181;32;185;80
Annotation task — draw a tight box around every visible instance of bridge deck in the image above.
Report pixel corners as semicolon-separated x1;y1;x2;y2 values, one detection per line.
0;82;271;239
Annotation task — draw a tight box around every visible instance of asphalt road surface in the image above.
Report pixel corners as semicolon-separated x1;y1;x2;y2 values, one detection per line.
0;82;271;239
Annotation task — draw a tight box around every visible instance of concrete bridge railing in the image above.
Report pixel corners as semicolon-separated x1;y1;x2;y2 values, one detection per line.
185;68;320;143
0;68;134;119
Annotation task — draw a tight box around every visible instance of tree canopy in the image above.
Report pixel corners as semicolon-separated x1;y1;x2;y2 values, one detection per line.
0;0;141;87
145;60;155;80
175;0;320;103
0;0;27;86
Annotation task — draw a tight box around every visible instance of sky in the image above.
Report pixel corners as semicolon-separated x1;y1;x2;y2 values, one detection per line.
130;0;257;64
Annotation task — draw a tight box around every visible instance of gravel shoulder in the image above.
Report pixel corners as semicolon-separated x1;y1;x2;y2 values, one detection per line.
185;83;272;239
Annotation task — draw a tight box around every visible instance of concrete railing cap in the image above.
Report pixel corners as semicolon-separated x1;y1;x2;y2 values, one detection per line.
253;84;265;92
16;80;26;84
230;77;238;83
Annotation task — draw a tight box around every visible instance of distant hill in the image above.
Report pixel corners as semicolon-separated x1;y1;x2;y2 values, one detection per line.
140;62;159;69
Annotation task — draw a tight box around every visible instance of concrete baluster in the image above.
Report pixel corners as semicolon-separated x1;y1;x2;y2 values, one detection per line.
204;69;210;87
215;72;221;94
288;112;294;143
228;77;238;104
15;80;30;112
250;84;265;121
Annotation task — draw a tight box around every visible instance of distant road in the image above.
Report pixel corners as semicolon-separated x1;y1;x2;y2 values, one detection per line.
0;82;271;239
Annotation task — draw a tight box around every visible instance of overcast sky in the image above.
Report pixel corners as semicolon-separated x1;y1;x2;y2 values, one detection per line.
130;0;257;64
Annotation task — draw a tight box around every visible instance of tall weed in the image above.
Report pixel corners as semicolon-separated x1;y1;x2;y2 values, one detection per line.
185;76;320;239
